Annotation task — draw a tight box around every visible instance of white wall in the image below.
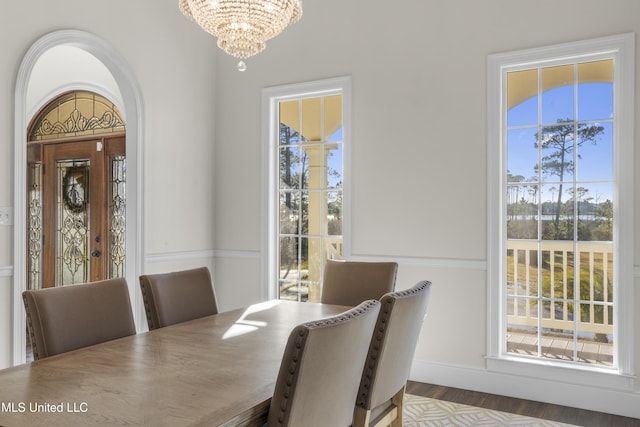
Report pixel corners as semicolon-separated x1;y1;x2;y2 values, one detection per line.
0;1;217;366
1;0;639;419
213;0;640;418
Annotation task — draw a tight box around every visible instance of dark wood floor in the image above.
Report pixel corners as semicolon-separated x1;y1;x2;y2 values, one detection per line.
406;381;640;426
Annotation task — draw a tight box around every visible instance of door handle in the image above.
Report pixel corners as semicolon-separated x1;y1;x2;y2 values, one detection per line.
91;250;101;258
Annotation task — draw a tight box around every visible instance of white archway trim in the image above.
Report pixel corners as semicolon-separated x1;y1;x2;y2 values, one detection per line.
13;29;145;365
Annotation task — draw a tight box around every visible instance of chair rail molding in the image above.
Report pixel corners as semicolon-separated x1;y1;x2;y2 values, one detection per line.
0;266;13;278
145;249;220;264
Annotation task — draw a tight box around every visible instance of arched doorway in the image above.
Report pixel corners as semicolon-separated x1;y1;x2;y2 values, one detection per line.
27;91;126;289
13;30;144;365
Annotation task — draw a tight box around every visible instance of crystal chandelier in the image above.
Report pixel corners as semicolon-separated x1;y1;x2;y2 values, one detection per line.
179;0;302;64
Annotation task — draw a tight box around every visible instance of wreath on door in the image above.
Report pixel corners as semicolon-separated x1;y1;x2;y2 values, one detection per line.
62;166;87;214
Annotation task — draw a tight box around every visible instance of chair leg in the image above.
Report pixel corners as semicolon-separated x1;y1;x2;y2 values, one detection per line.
390;387;405;427
353;406;371;427
371;406;398;427
355;386;405;427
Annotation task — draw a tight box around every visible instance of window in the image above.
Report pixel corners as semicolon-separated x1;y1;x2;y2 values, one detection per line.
488;35;634;380
263;77;351;302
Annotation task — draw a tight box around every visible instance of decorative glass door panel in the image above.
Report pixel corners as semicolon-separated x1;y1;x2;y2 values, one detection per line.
57;159;91;285
109;154;126;279
28;136;126;288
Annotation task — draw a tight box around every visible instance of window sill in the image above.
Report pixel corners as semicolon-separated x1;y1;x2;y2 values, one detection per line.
486;355;635;392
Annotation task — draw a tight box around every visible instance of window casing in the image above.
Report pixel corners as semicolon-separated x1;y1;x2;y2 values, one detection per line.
262;77;351;302
487;34;634;385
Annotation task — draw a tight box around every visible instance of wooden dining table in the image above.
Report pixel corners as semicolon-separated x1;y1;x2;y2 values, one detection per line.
0;300;350;426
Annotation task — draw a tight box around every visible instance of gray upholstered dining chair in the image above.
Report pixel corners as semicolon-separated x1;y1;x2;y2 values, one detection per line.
353;280;432;427
267;299;381;427
139;266;218;330
320;260;398;307
22;277;136;361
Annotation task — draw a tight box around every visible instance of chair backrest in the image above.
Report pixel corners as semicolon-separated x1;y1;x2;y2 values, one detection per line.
355;280;432;425
139;266;218;330
22;278;136;360
268;300;381;427
320;260;398;306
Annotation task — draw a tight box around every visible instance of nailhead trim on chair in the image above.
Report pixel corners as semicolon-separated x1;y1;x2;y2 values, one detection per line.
139;280;159;330
276;328;308;424
304;299;378;329
356;280;432;408
357;299;393;407
273;299;380;426
22;293;42;360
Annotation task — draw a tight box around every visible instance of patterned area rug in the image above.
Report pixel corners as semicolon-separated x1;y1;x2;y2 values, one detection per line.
403;394;578;427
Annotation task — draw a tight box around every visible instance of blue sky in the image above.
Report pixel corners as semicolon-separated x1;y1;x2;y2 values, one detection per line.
507;82;614;203
326;127;343;189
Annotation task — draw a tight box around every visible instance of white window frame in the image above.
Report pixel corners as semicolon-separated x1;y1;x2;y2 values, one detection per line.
487;34;635;389
261;77;352;301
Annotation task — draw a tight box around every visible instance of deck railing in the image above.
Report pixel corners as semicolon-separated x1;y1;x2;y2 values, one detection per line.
325;237;343;261
506;240;613;337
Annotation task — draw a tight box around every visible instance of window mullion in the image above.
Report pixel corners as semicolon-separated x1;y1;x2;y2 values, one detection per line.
297;99;303;302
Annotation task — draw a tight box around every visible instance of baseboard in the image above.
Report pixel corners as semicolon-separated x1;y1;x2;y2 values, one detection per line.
410;358;640;419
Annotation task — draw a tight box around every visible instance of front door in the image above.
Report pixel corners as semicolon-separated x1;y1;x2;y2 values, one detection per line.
32;136;125;287
26;90;127;290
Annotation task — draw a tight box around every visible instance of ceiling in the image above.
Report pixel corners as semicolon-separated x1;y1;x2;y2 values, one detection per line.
507;59;613;110
279;95;343;142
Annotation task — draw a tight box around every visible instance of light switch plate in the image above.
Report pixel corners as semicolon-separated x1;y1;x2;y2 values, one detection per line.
0;207;12;226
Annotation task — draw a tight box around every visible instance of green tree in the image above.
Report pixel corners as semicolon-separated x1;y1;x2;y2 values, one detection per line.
592;199;613;241
279;123;308;280
535;119;604;238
